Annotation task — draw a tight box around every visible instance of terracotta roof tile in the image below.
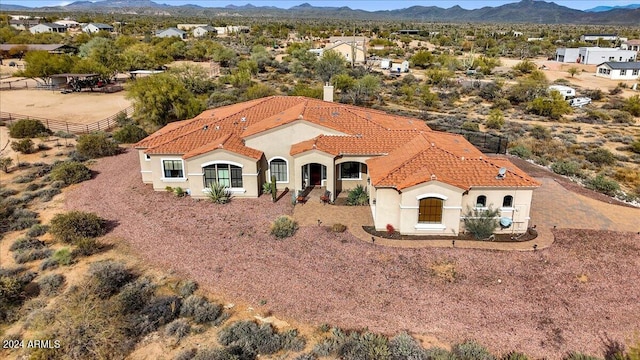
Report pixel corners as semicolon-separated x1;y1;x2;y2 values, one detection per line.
368;133;540;190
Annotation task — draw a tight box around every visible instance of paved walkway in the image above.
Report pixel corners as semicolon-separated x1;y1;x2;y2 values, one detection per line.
293;179;640;251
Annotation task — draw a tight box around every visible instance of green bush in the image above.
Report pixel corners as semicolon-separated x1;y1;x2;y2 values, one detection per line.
529;125;551;140
586;174;620;196
218;320;304;356
346;185;369;206
71;237;102;257
11;139;35;154
0;157;13;173
52;248;74;266
462;206;500;240
38;273;65;296
631;139;640;154
130;296;182;337
501;351;530;360
270;215;298;238
49;211;106;244
585;148;616;166
206;182;231;204
452;340;496;360
88;261;135;299
113;124;148;144
165;318;191;339
461;121;480;131
485;109;505;130
177;280;198;297
9;119;50;138
50;161;92;185
180;295;222;324
76;133;120;159
551;161;583;177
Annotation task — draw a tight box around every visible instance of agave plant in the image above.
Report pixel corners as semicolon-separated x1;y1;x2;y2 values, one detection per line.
206;182;231;204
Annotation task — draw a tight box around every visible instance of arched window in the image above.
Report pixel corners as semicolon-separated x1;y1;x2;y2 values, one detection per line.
476;195;487;207
502;195;513;208
203;164;242;188
418;197;443;224
269;158;288;182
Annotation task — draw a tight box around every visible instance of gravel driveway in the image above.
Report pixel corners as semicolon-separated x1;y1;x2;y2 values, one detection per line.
66;149;640;358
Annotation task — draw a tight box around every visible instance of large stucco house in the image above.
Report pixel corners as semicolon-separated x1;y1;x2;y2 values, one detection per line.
135;96;539;236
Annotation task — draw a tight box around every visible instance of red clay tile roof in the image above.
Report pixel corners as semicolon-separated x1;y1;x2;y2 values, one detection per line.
290;131;422;156
368;133;540;190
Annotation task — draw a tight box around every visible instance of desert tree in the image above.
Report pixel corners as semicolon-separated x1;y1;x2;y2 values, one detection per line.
315;50;346;83
567;66;580;78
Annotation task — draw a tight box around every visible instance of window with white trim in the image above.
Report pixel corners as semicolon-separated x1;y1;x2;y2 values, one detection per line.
204;164;242;188
476;195;487;207
339;162;361;179
502;195;513;208
418;197;443;224
163;160;184;178
269;158;288;182
633;69;639;76
621;69;627;76
145;154;151;161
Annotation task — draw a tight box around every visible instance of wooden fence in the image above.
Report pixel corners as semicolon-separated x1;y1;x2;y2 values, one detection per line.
0;105;135;134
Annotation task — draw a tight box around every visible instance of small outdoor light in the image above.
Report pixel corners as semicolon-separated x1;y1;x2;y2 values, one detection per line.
533;244;538;251
452;240;455;248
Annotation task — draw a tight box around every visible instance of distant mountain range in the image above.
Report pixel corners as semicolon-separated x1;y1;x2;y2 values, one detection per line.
1;0;639;25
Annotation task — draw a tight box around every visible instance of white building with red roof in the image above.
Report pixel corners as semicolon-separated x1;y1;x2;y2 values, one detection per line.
135;96;539;236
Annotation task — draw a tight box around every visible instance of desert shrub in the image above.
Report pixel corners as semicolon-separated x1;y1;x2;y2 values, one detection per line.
452;340;496;360
49;211;106;244
175;348;198;360
529;125;551;140
332;223;347;232
76;132;120;159
583;89;603;101
612;110;635;124
50;161;92;185
586;174;620;196
38;273;65;296
624;95;640;117
177;279;198;297
13;174;35;183
631;139;640;154
180;294;223;324
0;187;18;199
389;332;427;360
27;224;49;237
117;277;156;314
39;258;59;271
485;109;505;130
492;98;511;110
610;87;623;95
294;353;318;360
317;329;389;360
270;215;298;238
192;347;239;360
13;248;52;264
513;59;536;74
88;261;135;298
35;187;61;202
9;119;50;138
346;185;369;206
218;320;284;356
25;182;42;191
581;110;611;124
0;274;26;306
54;130;75;139
280;329;306;352
462;206;500;240
551;161;583;177
113;124;148;144
501;351;530;360
166;318;192;339
52;248;74;266
0;157;13;173
71;237;102;257
585;148;616;166
206;182;231;204
11;139;35;154
7;208;39;232
130;296;182;337
461;121;480;131
10;237;45;252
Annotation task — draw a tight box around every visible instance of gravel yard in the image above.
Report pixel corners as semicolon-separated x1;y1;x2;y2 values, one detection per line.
66;149;640;358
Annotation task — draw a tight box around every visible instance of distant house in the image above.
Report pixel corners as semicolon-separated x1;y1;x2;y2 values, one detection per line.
580;34;619;42
213;26;250;36
311;41;366;64
622;40;640;52
9;19;40;31
555;47;636;64
155;28;187;39
596;62;640;80
29;23;67;34
396;30;420;35
177;24;208;31
527;37;544;42
193;26;217;38
328;36;367;46
54;20;80;28
83;23;114;34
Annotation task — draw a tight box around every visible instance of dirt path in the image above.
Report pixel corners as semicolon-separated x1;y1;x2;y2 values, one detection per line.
64;149;640;358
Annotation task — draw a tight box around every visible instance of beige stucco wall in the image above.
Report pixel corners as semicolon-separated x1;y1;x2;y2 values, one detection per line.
138;150;153;184
245;120;345;191
335;156;371;193
291;150;336;199
398;182;465;236
328;42;366;63
462;188;535;234
184;149;260;198
147;154;190;192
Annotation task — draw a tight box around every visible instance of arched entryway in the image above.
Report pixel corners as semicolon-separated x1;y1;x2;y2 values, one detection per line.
301;163;327;188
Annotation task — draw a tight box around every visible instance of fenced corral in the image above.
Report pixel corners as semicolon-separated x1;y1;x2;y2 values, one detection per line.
428;123;509;154
0;105;134;134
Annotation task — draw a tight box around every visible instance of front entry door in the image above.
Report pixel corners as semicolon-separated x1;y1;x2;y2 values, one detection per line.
310;163;321;186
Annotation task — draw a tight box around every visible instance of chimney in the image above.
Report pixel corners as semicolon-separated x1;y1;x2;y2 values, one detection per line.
323;82;334;102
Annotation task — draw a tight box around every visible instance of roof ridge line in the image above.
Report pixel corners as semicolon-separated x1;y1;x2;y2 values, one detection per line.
146;122;230;153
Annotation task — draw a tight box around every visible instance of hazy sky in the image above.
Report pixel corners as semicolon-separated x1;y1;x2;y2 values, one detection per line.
9;0;640;11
